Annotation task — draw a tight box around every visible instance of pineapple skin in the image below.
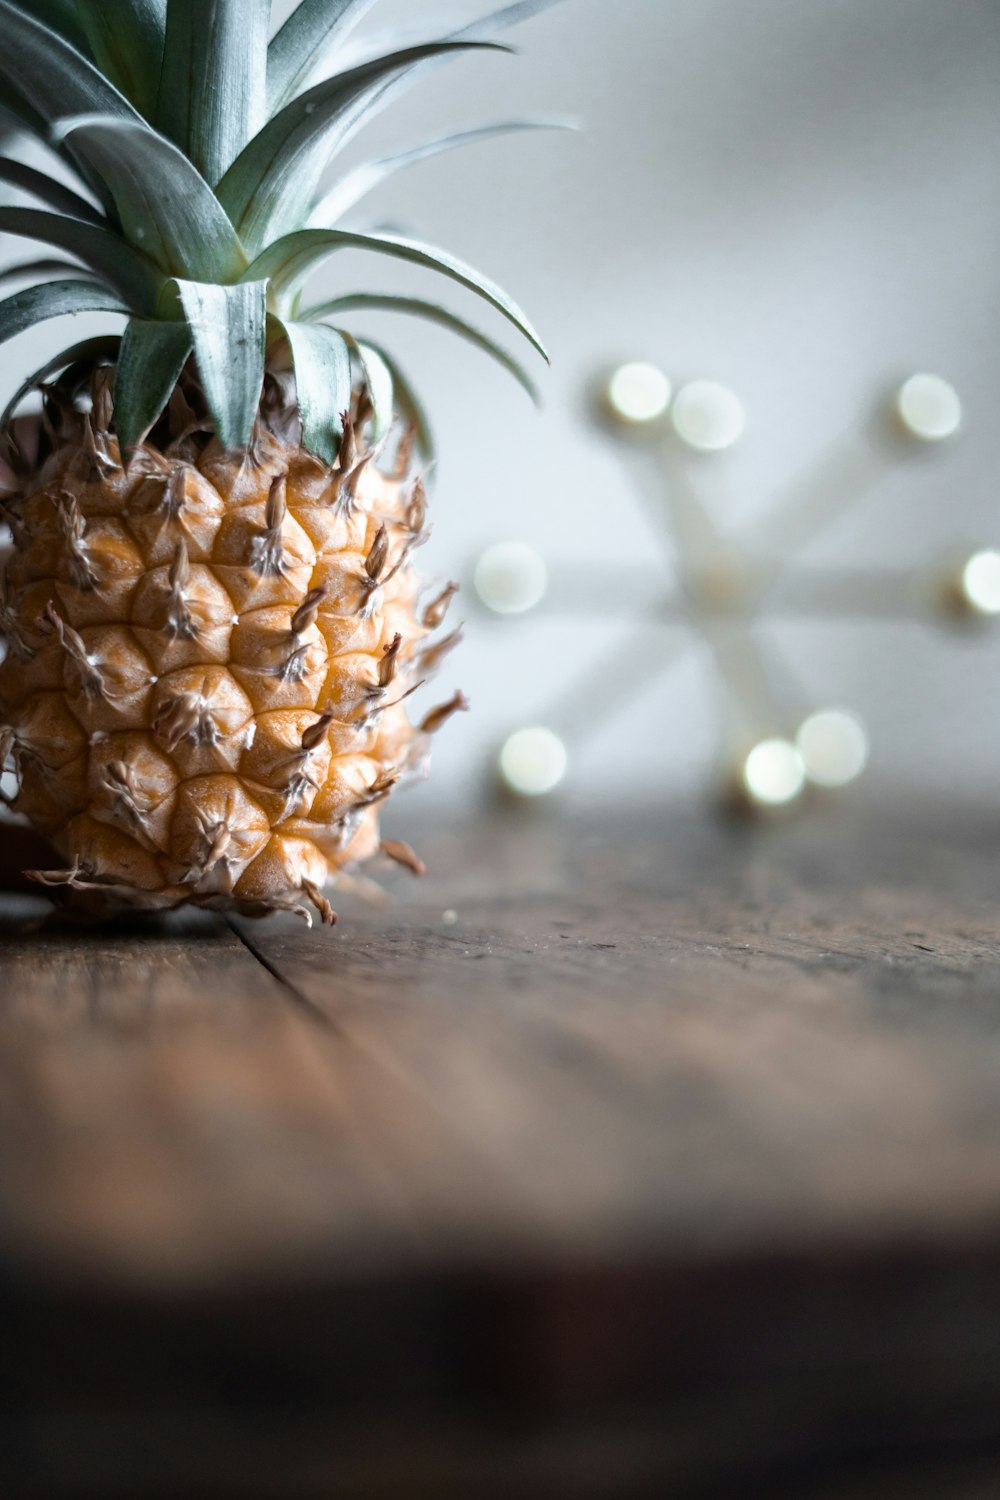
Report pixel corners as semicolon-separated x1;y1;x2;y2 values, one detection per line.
0;369;462;922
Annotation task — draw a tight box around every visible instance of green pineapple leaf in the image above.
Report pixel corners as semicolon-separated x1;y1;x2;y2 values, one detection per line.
114;315;192;452
0;95;47;143
218;41;507;257
0;277;128;347
454;0;567;39
336;0;567;76
0;258;105;288
278;318;352;463
0;0;566;447
247;227;549;363
14;0;90;58
156;0;270;185
74;1;168;118
0;206;162;308
0;154;106;225
170;277;267;450
310;118;576;226
0;3;141;127
306;293;541;403
0;1;140;211
267;0;377;114
54;116;248;280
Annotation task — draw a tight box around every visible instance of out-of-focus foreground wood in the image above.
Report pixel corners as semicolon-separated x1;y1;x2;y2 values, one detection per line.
1;801;1000;1498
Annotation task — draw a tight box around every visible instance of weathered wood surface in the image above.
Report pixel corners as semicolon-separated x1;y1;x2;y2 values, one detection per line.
1;800;1000;1497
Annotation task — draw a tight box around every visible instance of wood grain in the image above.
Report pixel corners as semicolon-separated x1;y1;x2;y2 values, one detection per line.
2;799;1000;1498
238;803;1000;1257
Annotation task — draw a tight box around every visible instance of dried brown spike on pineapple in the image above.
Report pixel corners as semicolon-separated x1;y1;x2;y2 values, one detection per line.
421;691;471;735
422;581;459;629
380;838;427;877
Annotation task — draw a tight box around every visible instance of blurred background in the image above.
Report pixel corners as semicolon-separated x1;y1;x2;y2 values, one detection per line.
4;0;1000;814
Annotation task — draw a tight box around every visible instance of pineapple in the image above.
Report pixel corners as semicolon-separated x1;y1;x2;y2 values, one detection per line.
0;0;560;922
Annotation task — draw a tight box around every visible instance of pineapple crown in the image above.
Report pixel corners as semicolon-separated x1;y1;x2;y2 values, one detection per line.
0;0;568;460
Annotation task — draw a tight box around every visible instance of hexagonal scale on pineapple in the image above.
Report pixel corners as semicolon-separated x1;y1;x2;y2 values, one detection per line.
198;433;287;507
212;498;316;610
319;649;382;720
229;602;329;712
311;548;373;623
18;490;66;544
233;833;329;907
86;731;179;851
58;812;169;893
152;665;254;776
131;555;235;672
72;465;140;520
3;528;62;590
238;706;335;822
15;766;79;835
49;518;145;623
170;776;271;894
282;752;384;843
0;587;66;706
127;462;226;566
59;624;154;734
287;488;370;556
11;689;89;773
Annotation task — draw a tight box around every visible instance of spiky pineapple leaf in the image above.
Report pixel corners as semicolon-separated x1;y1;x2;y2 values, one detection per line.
114;315;192;452
170;278;267;451
1;332;121;428
454;0;567;39
310;118;575;226
0;154;105;225
306;293;541;403
278;318;352;464
267;0;376;114
218;41;506;257
247;227;549;363
0;96;46;141
75;1;168;118
55;116;248;281
0;206;162;308
0;2;140;212
0;3;141;128
0;277;127;348
335;0;566;77
0;257;102;288
14;0;90;58
156;0;270;185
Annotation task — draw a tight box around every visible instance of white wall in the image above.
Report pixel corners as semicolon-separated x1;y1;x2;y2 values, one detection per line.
4;0;1000;812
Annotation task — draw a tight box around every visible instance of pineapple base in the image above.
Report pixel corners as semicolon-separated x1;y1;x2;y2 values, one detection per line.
0;364;464;923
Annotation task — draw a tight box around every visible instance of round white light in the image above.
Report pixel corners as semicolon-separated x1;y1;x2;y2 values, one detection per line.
796;709;869;789
671;380;745;452
896;374;961;442
605;362;672;425
959;549;1000;617
499;726;568;797
741;738;806;807
474;541;548;615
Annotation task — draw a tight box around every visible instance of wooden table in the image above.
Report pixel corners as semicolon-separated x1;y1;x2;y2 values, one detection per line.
1;800;999;1498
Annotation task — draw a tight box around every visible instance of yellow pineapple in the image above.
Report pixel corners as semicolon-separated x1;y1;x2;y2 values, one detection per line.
0;0;559;921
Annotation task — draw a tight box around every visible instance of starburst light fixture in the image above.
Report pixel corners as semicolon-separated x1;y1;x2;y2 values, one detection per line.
477;362;996;813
